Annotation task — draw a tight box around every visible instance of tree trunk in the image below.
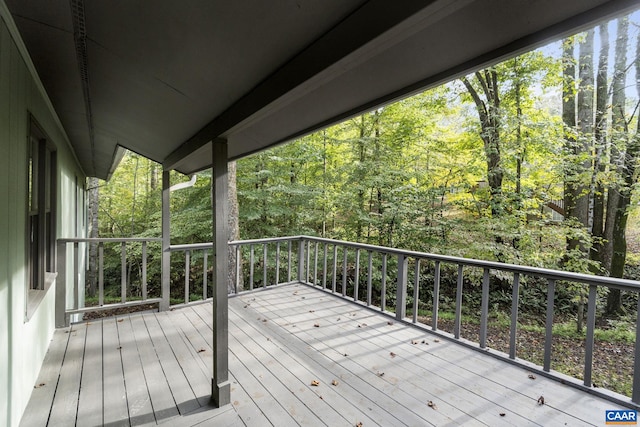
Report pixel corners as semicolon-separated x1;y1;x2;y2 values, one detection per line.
605;17;630;315
590;23;609;266
461;69;503;218
227;161;241;293
87;177;99;298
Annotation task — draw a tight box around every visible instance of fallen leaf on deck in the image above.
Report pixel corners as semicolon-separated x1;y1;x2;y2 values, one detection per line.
528;374;536;380
537;396;545;405
427;400;437;409
262;319;268;323
411;340;418;345
434;339;440;343
293;291;298;295
356;422;363;427
319;395;323;400
314;323;320;327
197;348;206;353
390;352;396;358
387;321;394;325
377;371;385;377
117;319;123;322
311;380;320;386
332;380;339;386
309;310;315;313
244;305;248;308
301;296;306;299
343;353;348;357
34;383;45;388
499;413;506;417
337;318;341;321
267;338;271;341
117;346;122;350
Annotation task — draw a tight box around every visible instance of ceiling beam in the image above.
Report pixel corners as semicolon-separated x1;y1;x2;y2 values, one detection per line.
163;0;438;170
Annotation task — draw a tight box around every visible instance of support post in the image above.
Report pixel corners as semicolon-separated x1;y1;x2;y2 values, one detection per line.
160;170;171;311
55;240;67;327
211;140;230;407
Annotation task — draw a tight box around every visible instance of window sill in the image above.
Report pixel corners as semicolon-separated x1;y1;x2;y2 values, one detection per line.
25;272;57;322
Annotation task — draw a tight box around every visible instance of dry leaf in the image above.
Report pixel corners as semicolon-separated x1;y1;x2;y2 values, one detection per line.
337;318;341;321
528;374;536;380
434;339;440;343
319;395;323;400
314;323;320;327
411;340;418;345
293;291;298;295
427;400;438;410
537;396;544;405
356;423;363;427
311;380;320;386
377;371;385;377
343;353;348;357
499;413;506;417
387;321;394;325
389;352;396;358
266;337;271;342
262;319;267;323
34;383;45;389
117;319;123;322
197;348;206;353
331;380;339;386
244;305;248;308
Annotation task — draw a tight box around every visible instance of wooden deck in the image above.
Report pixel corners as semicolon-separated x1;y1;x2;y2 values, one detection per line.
21;283;625;426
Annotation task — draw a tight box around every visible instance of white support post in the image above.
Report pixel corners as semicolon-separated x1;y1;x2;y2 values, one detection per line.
161;171;171;311
211;139;230;407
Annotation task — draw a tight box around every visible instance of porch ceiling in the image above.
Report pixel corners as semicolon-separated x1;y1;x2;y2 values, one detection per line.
5;0;638;178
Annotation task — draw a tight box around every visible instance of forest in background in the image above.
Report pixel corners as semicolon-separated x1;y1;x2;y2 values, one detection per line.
88;12;640;320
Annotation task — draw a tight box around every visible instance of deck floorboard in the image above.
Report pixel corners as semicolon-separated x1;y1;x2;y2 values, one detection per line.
20;283;628;426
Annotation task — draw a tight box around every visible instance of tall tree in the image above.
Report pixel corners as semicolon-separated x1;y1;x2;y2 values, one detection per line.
461;69;503;218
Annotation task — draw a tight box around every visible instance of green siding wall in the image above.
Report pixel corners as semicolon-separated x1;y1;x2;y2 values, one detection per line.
0;5;87;426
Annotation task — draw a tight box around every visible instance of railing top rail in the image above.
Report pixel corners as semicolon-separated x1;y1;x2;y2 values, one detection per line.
170;242;214;251
228;236;302;246
58;237;162;243
295;235;640;292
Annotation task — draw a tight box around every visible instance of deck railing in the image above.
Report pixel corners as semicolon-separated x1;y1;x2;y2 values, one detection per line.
56;237;163;326
291;235;640;407
56;234;640;405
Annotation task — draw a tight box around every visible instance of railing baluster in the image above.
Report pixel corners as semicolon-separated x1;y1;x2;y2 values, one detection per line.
263;243;268;288
367;251;372;306
304;240;311;283
235;245;241;294
121;242;127;304
354;249;360;301
249;244;255;290
142;241;148;300
509;273;520;359
479;268;490;349
98;242;104;307
543;279;556;372
381;254;387;312
584;284;597;386
432;261;440;331
185;250;190;304
203;250;208;300
396;254;408;320
633;297;640;404
298;239;306;283
323;243;328;290
287;240;292;282
332;245;338;293
74;242;79;310
275;242;281;285
454;264;463;339
413;259;420;323
342;247;348;297
314;242;319;286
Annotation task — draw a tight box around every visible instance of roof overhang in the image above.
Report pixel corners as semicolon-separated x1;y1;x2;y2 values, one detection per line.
5;0;639;177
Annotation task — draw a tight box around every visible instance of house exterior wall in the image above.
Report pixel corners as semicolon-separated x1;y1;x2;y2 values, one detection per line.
0;4;86;427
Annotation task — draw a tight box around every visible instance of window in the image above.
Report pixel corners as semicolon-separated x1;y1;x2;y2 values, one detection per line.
27;119;56;292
